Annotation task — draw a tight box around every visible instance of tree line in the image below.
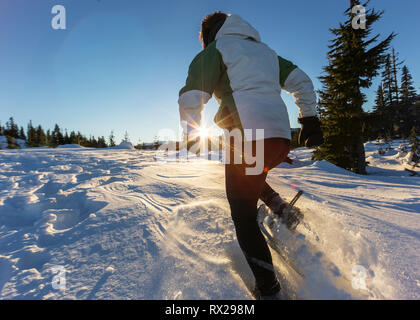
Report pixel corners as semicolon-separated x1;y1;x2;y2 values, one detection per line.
0;118;108;148
0;118;164;150
368;51;418;140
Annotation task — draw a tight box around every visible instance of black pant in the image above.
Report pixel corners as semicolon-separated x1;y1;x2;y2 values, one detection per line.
225;138;290;294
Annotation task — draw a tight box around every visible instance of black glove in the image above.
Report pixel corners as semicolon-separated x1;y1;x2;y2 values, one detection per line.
298;116;324;147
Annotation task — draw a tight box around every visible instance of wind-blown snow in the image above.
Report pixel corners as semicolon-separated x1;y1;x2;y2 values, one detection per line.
0;140;418;299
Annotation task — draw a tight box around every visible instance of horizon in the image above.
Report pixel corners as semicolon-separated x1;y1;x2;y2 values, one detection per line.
1;0;420;143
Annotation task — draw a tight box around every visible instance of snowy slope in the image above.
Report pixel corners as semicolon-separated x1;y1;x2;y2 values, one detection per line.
0;141;419;299
0;136;26;149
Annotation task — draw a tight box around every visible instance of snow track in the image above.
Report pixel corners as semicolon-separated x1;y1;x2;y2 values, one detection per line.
0;141;419;299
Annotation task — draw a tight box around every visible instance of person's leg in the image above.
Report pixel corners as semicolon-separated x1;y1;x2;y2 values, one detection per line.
225;162;280;295
259;138;291;207
260;182;278;204
224;137;290;295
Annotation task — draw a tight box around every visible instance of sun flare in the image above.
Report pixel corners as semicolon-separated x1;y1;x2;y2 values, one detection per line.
198;127;209;138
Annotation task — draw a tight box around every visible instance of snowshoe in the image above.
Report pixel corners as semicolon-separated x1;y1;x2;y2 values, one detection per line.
265;191;304;231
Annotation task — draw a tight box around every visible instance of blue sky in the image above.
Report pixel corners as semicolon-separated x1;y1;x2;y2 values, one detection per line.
1;0;419;143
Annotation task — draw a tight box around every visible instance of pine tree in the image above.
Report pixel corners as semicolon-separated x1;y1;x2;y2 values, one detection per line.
19;126;26;140
69;131;77;144
64;129;70;145
399;65;418;137
382;54;394;107
5;117;19;138
51;124;64;147
374;83;385;114
46;130;52;147
153;135;160;150
36;125;47;146
27;120;37;147
400;65;417;104
391;48;403;105
123;131;130;142
408;126;419;166
109;131;116;147
97;136;107;148
313;0;394;174
76;132;82;146
372;83;387;137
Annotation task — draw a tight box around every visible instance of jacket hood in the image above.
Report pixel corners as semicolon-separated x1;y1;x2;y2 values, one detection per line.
215;15;261;42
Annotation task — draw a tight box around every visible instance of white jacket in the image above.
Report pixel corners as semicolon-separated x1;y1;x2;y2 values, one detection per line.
179;14;317;140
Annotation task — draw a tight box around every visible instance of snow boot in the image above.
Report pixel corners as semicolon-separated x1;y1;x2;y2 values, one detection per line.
263;193;303;231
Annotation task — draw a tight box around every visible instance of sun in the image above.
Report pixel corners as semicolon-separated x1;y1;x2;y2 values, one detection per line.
198;127;209;138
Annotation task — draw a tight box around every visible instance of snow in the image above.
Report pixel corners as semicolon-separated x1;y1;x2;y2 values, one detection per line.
109;141;135;150
0;140;419;299
0;136;26;149
0;136;6;149
15;139;26;149
57;144;85;149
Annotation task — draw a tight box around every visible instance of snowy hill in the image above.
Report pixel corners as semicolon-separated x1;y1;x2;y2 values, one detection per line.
0;140;419;299
0;135;26;149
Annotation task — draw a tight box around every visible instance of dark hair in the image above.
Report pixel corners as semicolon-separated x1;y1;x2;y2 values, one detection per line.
200;11;228;48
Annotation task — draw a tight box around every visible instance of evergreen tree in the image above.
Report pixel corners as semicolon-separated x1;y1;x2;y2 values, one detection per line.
19;126;26;140
1;118;130;149
64;129;71;145
5;117;19;138
76;132;82;145
36;125;47;146
69;131;77;144
123;131;130;143
97;136;108;148
51;124;64;146
109;131;116;147
382;54;394;107
408;126;419;166
313;0;394;174
86;135;98;148
375;49;404;138
153;135;160;150
374;83;385;114
27;120;37;147
373;82;387;135
391;48;403;105
400;65;417;104
46;130;52;147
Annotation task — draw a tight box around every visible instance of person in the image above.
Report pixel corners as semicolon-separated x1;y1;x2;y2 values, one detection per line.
178;12;323;299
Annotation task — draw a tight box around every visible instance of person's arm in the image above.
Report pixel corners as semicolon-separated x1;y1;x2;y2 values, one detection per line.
178;43;223;145
278;56;323;147
279;56;317;118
